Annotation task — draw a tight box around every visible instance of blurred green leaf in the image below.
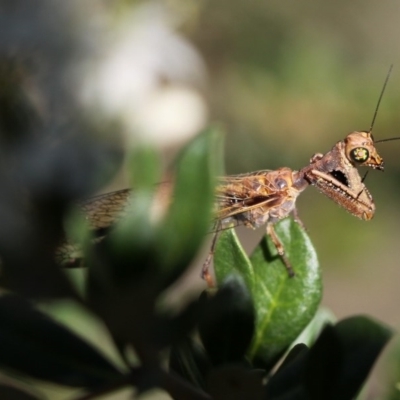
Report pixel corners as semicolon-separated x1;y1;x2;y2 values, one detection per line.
277;343;309;373
214;217;322;367
378;335;400;400
265;343;309;399
198;276;255;365
154;300;202;347
86;128;223;361
213;224;253;284
305;316;393;400
305;324;341;399
91;126;223;290
97;146;162;286
206;365;265;400
0;384;43;400
127;146;161;190
293;307;336;348
266;316;392;400
169;337;211;390
157;126;223;281
0;295;122;388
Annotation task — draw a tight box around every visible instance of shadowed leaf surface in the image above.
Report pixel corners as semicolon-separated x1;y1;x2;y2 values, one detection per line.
214;218;322;367
198;276;255;365
206;365;265;400
305;316;393;400
169;337;211;390
0;384;43;400
85;128;223;365
265;343;309;399
0;295;122;387
157;126;222;281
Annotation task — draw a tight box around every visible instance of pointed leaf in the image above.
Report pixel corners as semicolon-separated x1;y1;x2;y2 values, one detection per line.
214;218;322;367
157;127;223;281
0;295;122;387
92;146;161;287
127;146;161;189
212;225;253;285
305;324;342;399
278;343;309;372
305;316;393;400
86;129;223;357
91;127;223;292
377;335;400;400
0;384;43;400
266;343;309;399
169;337;211;390
198;276;255;365
206;365;265;400
293;307;336;348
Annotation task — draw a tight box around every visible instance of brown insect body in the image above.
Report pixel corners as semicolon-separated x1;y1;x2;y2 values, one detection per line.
61;131;390;280
59;67;399;284
216;167;308;229
201;130;387;284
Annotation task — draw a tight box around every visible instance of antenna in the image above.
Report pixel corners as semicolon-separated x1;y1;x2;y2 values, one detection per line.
375;136;400;143
369;65;400;144
369;64;393;133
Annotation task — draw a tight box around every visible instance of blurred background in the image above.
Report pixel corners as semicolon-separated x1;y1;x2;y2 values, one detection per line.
81;0;400;328
2;0;400;397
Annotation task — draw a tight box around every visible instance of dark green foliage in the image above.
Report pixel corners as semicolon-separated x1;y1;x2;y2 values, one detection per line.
0;384;42;400
173;300;393;400
214;219;322;368
0;12;394;398
169;337;211;390
305;316;393;400
198;276;255;365
0;76;393;397
265;317;393;400
0;295;122;387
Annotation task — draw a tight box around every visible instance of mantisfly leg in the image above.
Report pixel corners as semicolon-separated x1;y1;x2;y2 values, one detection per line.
201;226;221;287
291;207;306;231
266;222;295;277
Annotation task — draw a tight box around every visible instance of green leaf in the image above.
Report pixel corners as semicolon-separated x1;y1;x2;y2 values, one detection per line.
305;316;393;400
106;146;161;270
377;335;400;400
213;225;254;284
278;343;309;372
0;295;122;388
293;307;336;348
127;146;161;190
266;315;392;400
86;128;223;357
0;384;43;400
157;126;223;280
87;127;223;293
206;365;265;400
265;343;309;399
93;127;222;290
214;217;322;366
169;337;211;390
198;276;255;365
83;148;161;289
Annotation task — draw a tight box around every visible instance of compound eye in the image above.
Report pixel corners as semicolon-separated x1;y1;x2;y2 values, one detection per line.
350;147;369;163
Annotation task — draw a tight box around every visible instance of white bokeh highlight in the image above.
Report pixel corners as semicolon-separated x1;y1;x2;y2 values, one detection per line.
80;3;209;148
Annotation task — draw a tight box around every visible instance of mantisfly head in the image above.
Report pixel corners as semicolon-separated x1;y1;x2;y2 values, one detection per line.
344;131;384;171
